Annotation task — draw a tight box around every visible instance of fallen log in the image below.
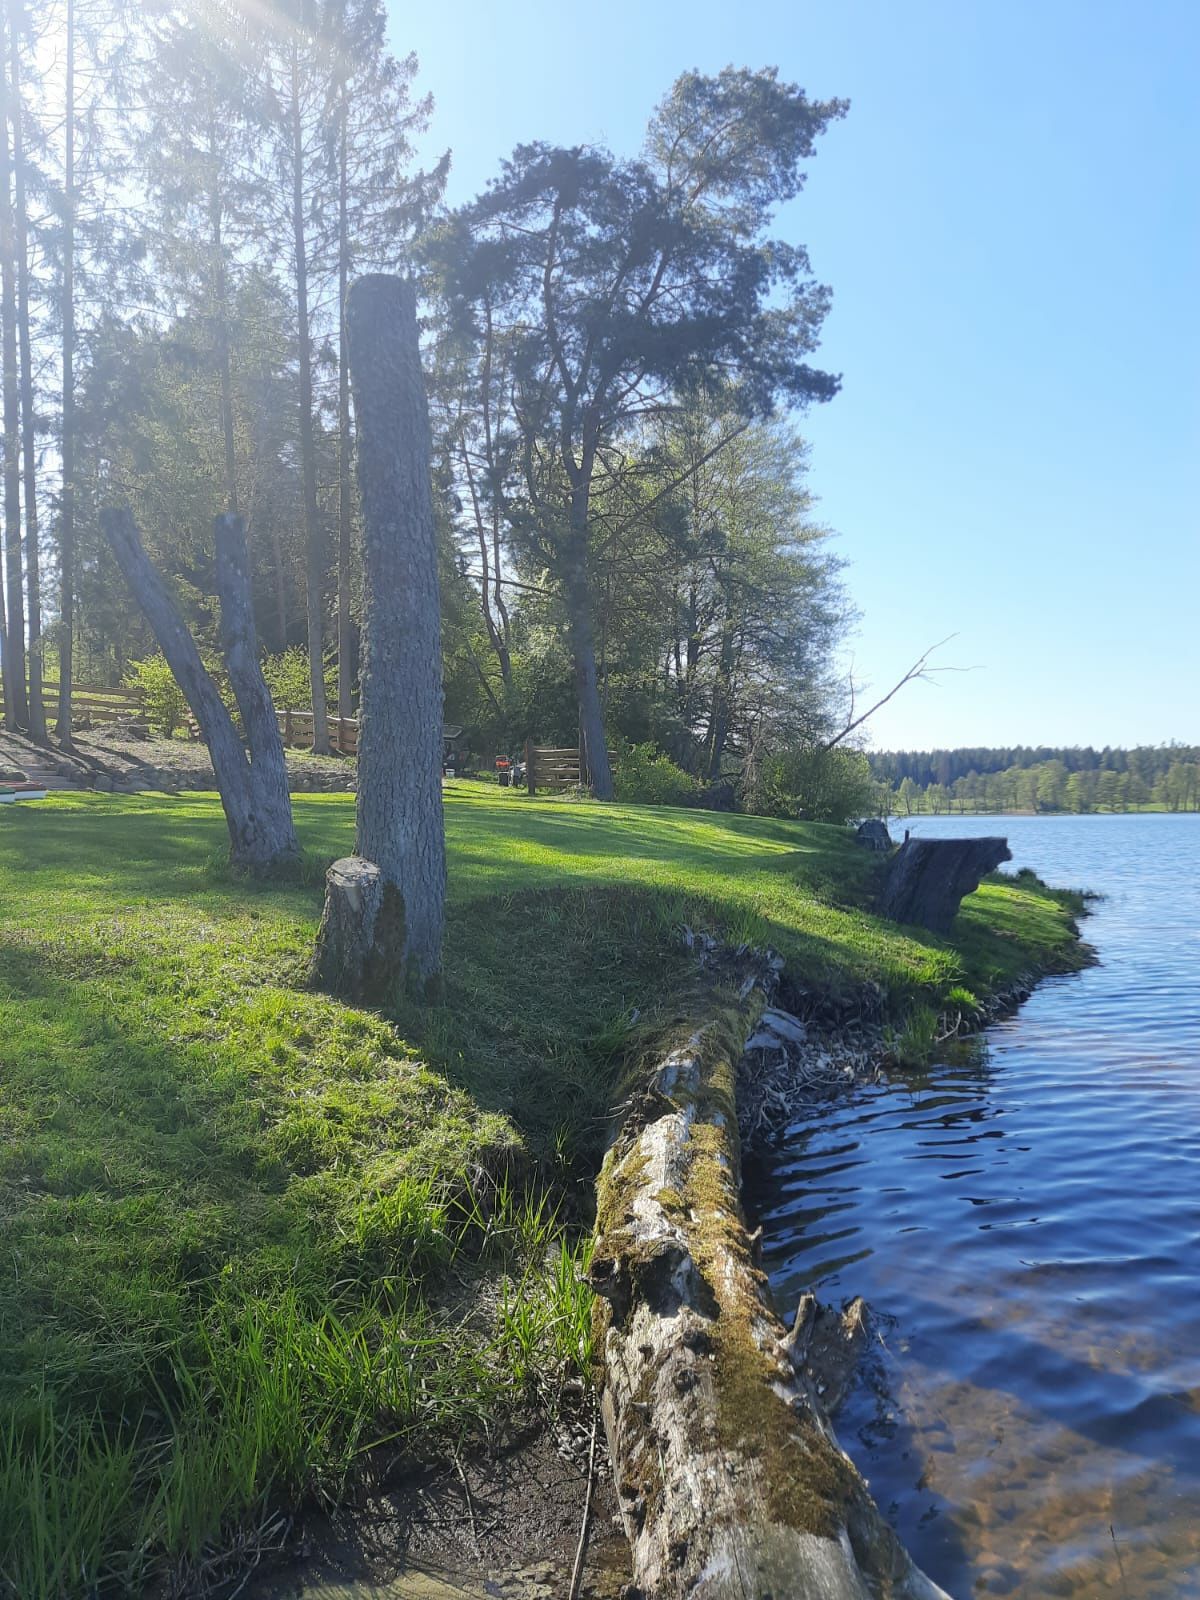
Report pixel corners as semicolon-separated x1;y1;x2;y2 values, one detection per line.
590;998;949;1600
877;834;1012;934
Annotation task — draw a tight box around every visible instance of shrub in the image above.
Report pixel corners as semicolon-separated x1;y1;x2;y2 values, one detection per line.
260;647;339;711
612;742;703;807
754;744;878;825
125;654;188;738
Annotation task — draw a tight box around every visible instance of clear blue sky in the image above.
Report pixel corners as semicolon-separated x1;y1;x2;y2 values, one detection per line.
389;0;1199;751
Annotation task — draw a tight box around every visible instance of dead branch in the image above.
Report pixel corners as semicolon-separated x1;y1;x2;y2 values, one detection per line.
821;635;977;751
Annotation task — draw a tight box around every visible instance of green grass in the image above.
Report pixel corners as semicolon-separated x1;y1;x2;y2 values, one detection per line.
0;784;1085;1597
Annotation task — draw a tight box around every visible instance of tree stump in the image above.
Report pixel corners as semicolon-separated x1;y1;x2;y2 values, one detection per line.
854;818;892;851
877;835;1012;934
310;857;407;1004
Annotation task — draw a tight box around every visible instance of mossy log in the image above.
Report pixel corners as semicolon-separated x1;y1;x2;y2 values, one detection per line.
590;1001;949;1600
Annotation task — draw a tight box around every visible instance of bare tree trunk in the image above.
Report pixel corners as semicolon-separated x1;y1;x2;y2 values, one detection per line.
289;42;330;755
10;15;43;742
0;521;8;726
55;0;75;744
102;508;298;871
0;15;27;730
335;37;355;719
213;512;295;838
705;619;735;779
209;167;238;518
269;520;288;649
565;489;612;799
312;274;444;1000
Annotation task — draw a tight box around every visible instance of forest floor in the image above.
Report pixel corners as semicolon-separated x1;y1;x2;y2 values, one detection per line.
0;784;1087;1599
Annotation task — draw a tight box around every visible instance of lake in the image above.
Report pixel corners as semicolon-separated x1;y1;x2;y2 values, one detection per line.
748;814;1200;1598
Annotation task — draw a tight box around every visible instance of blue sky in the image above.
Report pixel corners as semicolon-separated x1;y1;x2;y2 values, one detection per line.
390;0;1198;750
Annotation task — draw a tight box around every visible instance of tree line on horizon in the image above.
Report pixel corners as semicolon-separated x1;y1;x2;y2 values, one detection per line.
876;746;1200;816
0;0;881;816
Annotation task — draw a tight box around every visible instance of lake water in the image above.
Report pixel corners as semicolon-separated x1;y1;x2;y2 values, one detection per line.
748;814;1200;1598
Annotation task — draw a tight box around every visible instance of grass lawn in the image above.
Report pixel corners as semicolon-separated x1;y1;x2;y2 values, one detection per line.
0;783;1085;1598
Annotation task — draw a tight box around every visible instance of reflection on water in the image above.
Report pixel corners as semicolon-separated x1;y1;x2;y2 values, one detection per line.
748;815;1200;1598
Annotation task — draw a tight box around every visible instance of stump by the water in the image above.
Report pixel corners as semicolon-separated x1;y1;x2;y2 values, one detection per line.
310;857;407;1003
878;835;1012;934
854;818;892;851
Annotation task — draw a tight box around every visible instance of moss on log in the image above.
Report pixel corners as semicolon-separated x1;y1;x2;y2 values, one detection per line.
591;994;949;1599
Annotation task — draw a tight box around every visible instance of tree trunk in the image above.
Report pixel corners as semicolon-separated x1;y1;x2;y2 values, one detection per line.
289;42;331;755
705;615;736;780
878;835;1012;934
313;274;444;999
55;0;75;744
0;17;27;730
335;35;356;719
592;1005;950;1600
564;490;612;799
268;519;288;649
102;507;298;871
213;512;295;847
10;16;43;742
209;159;238;518
0;520;8;726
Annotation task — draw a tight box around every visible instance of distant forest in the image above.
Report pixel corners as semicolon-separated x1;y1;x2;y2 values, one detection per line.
870;746;1200;815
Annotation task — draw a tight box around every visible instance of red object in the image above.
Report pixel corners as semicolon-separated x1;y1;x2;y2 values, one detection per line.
494;756;510;769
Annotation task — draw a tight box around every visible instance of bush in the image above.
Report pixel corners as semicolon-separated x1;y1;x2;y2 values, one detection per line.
612;742;703;807
754;745;878;825
126;654;188;738
260;647;340;711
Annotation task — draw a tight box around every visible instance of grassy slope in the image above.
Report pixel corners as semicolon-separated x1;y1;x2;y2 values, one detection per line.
0;784;1083;1596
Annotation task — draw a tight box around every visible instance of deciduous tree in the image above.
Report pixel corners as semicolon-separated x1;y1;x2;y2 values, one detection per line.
428;67;845;797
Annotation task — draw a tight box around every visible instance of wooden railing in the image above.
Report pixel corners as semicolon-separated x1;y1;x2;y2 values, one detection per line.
41;682;144;725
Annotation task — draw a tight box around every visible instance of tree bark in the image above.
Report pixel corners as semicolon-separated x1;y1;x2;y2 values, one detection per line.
311;857;404;1000
208;134;238;519
704;610;736;779
289;41;331;755
565;489;612;799
0;15;27;730
878;835;1012;934
592;1007;950;1600
55;0;75;744
313;274;444;998
335;26;356;720
10;15;43;742
102;508;298;871
213;512;295;846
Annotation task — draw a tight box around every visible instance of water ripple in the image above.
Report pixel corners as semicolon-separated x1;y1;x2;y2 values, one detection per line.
749;815;1200;1599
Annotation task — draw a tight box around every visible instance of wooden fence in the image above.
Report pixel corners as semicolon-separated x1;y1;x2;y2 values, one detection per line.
41;682;144;725
524;741;616;795
277;709;359;756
